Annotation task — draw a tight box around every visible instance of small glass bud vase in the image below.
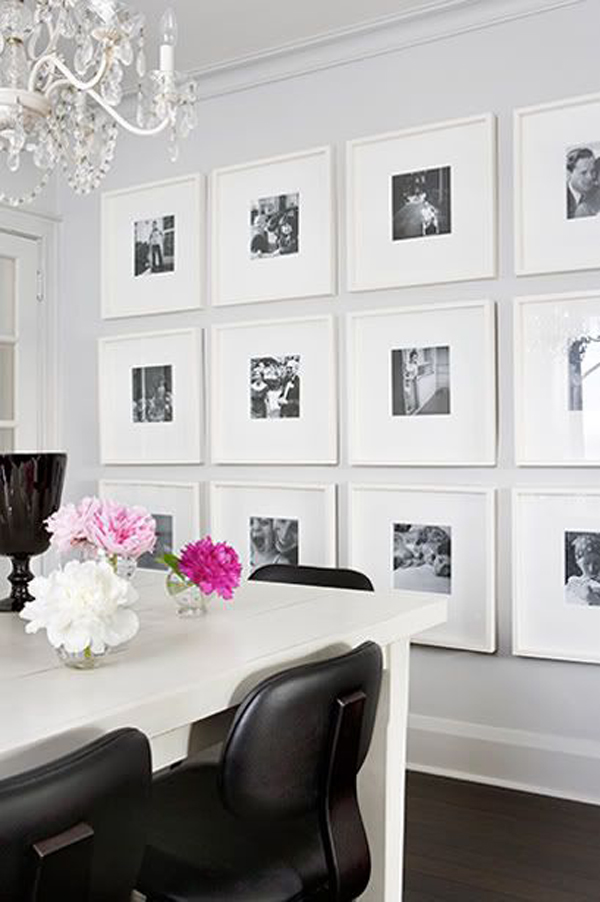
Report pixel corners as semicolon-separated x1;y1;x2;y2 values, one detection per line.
56;646;107;670
165;571;209;618
110;555;138;581
63;543;137;582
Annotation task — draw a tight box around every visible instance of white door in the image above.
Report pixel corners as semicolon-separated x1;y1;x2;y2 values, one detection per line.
0;230;42;596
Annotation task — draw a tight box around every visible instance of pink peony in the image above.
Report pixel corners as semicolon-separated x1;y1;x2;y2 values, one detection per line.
85;500;157;560
46;496;101;554
179;537;241;600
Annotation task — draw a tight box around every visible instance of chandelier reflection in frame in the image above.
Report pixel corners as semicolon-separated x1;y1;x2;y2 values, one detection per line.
0;0;197;206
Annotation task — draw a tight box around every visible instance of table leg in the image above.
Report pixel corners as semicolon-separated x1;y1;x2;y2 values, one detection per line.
358;638;410;901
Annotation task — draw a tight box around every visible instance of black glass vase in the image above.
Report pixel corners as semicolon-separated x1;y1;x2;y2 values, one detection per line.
0;453;67;613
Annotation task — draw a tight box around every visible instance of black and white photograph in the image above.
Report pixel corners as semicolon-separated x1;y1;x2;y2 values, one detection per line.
134;214;175;276
391;346;451;417
249;516;299;573
391;166;451;241
566;143;600;219
250;355;301;419
392;523;452;595
567;335;600;411
132;364;173;423
139;513;173;571
250;193;299;259
564;531;600;607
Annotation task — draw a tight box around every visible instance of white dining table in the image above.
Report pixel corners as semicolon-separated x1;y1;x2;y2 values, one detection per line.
0;572;446;901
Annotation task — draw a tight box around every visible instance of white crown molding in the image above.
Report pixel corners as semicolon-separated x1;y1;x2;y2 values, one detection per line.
182;0;583;102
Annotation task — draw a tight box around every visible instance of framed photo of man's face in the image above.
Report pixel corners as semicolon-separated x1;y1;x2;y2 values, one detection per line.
349;485;496;652
515;92;600;275
513;488;600;664
211;315;337;464
98;480;201;573
347;113;496;291
102;174;204;318
515;291;600;466
347;300;496;466
99;329;203;464
210;482;336;579
211;146;335;306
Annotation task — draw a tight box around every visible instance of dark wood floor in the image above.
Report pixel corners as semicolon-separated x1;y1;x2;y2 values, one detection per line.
404;772;600;901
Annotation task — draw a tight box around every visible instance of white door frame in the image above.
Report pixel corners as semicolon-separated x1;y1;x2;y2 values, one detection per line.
0;205;61;452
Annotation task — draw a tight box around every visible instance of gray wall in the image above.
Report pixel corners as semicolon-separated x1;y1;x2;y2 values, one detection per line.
57;0;600;799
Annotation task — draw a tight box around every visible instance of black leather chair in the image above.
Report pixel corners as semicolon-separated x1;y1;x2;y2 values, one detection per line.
139;641;383;902
0;727;151;901
249;564;374;592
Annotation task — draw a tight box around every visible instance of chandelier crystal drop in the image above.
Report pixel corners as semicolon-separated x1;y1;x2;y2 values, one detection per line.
0;0;197;206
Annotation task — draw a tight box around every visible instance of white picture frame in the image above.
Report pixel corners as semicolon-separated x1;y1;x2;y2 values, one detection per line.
210;481;336;579
99;328;203;465
211;146;335;306
211;315;337;465
515;92;600;275
101;173;204;319
347;113;496;291
515;290;600;466
348;300;496;466
349;485;495;652
98;480;201;572
513;488;600;664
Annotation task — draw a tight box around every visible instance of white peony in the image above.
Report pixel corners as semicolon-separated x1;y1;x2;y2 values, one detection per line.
20;560;139;655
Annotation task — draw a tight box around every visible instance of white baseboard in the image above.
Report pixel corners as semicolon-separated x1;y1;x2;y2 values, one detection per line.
408;714;600;805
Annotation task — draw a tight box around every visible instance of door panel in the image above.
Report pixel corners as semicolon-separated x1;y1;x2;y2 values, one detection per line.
0;231;41;598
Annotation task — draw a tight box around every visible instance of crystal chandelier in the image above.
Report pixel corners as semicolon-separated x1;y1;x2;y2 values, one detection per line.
0;0;197;206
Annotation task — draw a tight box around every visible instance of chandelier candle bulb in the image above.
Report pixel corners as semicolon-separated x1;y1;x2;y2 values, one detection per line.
159;7;177;73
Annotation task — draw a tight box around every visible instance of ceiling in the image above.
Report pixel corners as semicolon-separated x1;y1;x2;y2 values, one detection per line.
137;0;465;73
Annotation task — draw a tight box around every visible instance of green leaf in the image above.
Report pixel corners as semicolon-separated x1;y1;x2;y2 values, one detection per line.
159;553;183;578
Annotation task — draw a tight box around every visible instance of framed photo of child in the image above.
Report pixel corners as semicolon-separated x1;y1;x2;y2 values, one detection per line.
349;484;496;653
347;300;496;466
99;328;203;464
211;315;337;464
210;482;336;579
102;174;204;319
347;113;496;291
513;488;600;664
211;146;335;306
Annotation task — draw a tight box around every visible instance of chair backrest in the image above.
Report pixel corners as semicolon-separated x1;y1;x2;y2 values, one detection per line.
0;728;151;902
220;642;383;901
249;564;374;592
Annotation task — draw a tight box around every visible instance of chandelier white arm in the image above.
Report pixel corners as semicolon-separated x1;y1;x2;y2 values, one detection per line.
32;53;172;138
0;0;198;206
31;50;110;94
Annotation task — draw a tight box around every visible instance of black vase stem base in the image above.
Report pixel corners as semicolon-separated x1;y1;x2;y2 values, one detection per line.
0;595;19;613
1;556;35;614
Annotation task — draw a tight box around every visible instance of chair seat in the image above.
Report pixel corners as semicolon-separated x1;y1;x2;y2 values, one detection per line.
138;762;329;902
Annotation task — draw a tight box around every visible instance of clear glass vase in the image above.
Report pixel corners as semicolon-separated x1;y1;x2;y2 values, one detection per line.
56;646;107;670
165;571;209;617
64;547;138;582
109;554;138;581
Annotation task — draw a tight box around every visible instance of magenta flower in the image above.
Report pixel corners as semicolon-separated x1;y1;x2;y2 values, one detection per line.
85;500;157;560
46;496;101;554
179;537;241;600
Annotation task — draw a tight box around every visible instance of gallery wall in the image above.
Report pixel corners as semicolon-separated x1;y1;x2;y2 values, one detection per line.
56;0;600;800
